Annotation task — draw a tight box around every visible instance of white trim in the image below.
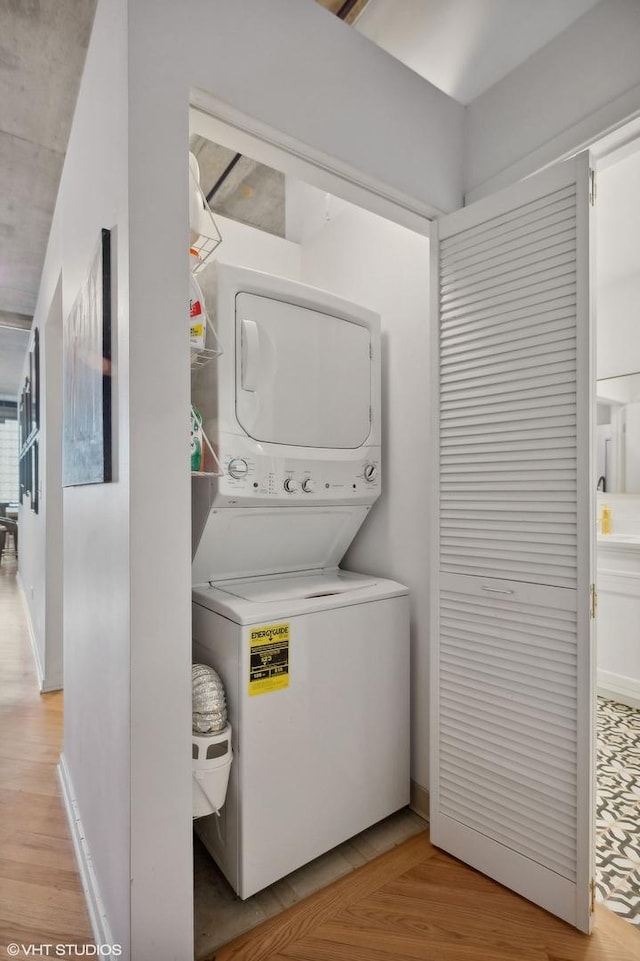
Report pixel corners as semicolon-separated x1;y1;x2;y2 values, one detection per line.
428;217;441;847
58;755;114;948
598;670;640;710
597;540;640;555
574;151;595;936
189;98;435;234
592;117;640;171
465;82;640;204
409;780;430;823
597;570;640;598
16;571;62;693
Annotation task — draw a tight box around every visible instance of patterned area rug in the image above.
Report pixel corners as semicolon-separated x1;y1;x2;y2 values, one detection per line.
596;697;640;926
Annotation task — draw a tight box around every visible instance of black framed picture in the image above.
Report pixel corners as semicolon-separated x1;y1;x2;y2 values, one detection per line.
18;441;37;513
62;228;113;486
30;327;39;434
31;438;39;514
18;330;40;513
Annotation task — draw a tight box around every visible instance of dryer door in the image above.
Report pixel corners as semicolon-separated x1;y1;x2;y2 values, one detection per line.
235;293;371;449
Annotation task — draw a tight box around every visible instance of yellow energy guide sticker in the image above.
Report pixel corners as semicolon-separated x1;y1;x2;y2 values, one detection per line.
249;622;290;696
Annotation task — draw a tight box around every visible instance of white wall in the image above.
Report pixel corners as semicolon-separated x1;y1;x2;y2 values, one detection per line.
596;150;640;379
465;0;640;199
356;0;600;106
290;184;431;791
17;278;64;693
204;213;301;277
43;283;64;692
31;0;132;951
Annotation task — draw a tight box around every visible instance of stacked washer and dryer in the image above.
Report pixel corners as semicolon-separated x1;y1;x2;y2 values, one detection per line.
191;264;410;900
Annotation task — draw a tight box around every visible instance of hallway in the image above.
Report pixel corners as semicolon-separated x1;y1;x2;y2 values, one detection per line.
0;558;92;956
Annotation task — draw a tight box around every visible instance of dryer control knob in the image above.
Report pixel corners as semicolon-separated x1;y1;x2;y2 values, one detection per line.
283;477;299;493
363;464;378;483
228;458;248;480
301;478;315;494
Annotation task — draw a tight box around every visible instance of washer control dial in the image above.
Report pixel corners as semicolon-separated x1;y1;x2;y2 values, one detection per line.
363;464;378;483
283;477;299;493
301;478;315;494
228;458;249;480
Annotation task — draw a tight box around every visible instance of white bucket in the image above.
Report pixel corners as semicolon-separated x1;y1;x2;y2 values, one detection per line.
192;723;233;819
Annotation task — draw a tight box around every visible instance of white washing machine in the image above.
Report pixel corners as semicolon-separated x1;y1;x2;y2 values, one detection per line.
191;265;410;897
192;567;409;899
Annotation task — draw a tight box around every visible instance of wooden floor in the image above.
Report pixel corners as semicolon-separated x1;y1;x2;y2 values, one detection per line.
213;833;640;961
0;558;92;958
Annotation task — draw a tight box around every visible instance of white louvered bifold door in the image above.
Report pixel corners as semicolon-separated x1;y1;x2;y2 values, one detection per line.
430;155;595;932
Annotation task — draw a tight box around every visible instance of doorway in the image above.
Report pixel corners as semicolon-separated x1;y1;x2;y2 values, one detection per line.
188;114;431;957
593;143;640;929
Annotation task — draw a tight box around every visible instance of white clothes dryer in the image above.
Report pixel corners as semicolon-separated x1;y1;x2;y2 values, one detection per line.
192;568;410;899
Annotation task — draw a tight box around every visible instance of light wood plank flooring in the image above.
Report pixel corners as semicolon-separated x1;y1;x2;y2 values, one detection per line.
0;558;92;958
212;833;640;961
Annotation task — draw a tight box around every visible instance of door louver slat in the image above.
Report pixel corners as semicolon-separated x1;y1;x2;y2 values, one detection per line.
441;243;576;296
440;223;576;279
440;184;576;254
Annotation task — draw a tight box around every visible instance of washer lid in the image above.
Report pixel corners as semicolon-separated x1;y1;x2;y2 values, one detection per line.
191;505;370;584
192;568;408;624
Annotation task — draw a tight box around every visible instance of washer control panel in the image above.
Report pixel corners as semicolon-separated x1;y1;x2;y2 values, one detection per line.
209;439;381;508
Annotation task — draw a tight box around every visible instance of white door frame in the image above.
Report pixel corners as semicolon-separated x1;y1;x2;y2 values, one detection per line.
189;96;434;236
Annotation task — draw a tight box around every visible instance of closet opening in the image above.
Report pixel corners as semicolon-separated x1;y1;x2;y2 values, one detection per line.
187;112;431;958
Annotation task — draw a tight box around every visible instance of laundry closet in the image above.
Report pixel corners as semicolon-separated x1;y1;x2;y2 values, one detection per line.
186;118;431;949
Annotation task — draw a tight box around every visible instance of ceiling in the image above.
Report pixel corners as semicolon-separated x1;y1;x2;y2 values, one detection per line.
316;0;372;25
189;137;285;239
0;0;96;401
355;0;601;104
0;0;611;402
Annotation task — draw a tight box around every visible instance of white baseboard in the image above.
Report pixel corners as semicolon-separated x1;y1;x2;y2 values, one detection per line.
598;669;640;710
410;780;430;823
16;572;62;693
58;754;113;948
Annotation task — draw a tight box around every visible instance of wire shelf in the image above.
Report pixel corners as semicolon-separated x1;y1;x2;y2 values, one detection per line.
191;312;223;370
192;424;223;477
190;167;222;271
